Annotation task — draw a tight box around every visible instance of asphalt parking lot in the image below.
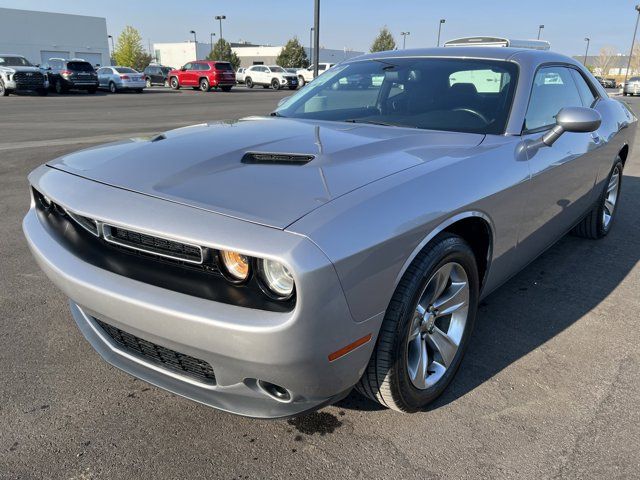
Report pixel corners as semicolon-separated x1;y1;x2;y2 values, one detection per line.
1;88;639;479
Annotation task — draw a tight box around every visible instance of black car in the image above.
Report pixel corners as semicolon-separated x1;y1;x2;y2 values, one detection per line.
43;59;98;94
143;64;172;87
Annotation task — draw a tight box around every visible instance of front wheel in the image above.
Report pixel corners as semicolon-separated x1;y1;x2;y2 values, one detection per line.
271;79;281;90
0;80;9;96
245;77;253;89
170;77;180;90
146;78;152;88
298;75;305;87
572;158;623;239
199;78;210;92
356;233;479;412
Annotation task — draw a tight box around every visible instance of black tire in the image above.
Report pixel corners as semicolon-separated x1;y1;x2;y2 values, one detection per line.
0;80;8;96
288;86;297;90
170;77;180;90
55;80;66;94
221;86;232;92
356;233;479;412
271;78;281;90
245;77;254;89
108;81;117;94
146;78;152;88
572;158;623;239
199;78;210;92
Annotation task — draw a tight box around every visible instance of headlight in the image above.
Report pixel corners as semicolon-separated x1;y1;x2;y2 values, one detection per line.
258;259;295;299
219;250;250;282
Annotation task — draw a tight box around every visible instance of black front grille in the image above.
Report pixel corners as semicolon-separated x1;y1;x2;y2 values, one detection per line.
104;225;203;263
95;319;216;385
14;71;45;88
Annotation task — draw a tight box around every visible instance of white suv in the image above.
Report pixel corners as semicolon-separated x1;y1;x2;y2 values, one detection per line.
244;65;298;90
296;63;335;86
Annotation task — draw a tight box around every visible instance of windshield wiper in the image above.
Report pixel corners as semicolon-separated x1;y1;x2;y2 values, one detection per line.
344;119;413;128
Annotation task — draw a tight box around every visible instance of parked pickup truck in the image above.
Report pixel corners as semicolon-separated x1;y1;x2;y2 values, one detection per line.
0;54;48;96
296;63;335;86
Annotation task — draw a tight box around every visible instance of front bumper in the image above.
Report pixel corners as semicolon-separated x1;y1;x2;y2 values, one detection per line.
23;166;380;418
4;78;48;91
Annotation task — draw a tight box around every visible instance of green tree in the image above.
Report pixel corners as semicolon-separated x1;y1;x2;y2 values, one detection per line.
207;39;241;70
276;37;309;68
370;27;396;53
112;26;150;71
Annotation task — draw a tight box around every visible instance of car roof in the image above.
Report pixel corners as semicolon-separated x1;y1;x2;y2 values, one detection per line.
348;47;579;67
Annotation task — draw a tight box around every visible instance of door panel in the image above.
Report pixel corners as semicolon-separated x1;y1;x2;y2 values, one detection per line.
516;66;605;269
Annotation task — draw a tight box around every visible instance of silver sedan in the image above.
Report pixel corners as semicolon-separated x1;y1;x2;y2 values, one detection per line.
97;66;146;93
24;48;636;418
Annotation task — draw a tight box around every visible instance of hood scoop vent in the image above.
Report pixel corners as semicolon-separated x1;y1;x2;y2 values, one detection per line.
241;152;314;165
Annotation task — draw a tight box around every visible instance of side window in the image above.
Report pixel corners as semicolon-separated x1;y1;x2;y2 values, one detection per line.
570;69;597;107
524;66;584;132
183;63;192;70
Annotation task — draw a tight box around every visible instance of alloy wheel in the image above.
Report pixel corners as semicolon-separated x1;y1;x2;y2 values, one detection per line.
602;165;621;230
406;262;469;389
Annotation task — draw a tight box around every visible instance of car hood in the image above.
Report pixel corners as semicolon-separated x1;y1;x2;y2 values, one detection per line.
47;117;484;229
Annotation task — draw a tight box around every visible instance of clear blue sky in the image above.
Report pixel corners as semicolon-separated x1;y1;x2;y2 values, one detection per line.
2;0;638;56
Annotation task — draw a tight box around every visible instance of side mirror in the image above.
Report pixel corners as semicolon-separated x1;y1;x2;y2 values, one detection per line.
542;107;601;146
180;66;187;71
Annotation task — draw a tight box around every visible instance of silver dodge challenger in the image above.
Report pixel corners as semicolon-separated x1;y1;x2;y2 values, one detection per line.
23;48;636;418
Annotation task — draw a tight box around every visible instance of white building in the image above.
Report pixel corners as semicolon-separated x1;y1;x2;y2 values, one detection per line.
153;41;364;69
0;7;110;67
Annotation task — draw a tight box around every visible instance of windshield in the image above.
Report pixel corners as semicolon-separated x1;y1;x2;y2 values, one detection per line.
215;62;233;71
68;61;94;72
0;56;32;67
114;67;137;74
276;58;519;135
269;66;285;73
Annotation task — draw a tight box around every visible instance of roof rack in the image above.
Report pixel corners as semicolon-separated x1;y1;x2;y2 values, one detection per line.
444;37;551;51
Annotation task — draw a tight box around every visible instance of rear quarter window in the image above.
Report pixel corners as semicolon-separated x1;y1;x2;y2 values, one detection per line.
215;63;233;71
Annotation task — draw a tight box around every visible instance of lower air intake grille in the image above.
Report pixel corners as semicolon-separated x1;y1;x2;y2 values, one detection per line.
94;319;216;385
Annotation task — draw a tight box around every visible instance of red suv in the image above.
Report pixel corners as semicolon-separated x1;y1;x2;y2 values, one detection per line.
168;61;236;92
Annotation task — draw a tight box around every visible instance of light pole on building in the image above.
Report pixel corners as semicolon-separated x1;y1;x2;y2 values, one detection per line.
437;19;446;47
215;15;226;41
537;25;544;40
401;32;410;49
624;5;640;85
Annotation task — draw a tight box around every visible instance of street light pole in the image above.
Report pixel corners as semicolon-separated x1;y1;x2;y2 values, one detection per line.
313;0;320;79
215;15;226;41
401;32;410;49
624;5;640;86
537;25;544;40
310;27;314;68
108;35;114;52
583;37;590;65
210;33;216;54
437;19;446;47
190;30;197;43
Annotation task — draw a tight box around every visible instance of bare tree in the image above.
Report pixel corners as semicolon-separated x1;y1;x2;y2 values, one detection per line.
594;46;617;76
630;42;640;76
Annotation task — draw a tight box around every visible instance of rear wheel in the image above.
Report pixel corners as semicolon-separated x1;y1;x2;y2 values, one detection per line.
356;233;479;412
245;77;253;89
199;78;210;92
572;158;623;239
170;77;180;90
108;81;117;94
55;79;66;94
146;78;152;88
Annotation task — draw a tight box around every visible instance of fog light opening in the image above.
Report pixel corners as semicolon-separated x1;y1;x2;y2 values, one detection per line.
257;380;292;403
